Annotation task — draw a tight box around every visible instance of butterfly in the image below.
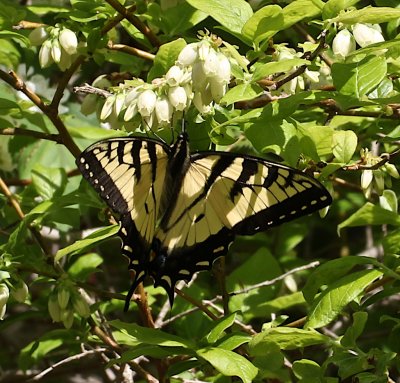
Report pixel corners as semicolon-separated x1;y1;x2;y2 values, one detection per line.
76;132;332;309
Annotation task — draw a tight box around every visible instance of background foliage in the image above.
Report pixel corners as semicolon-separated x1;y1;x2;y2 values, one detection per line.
1;0;400;382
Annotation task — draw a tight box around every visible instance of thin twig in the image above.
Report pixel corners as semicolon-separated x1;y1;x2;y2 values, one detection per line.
73;83;113;98
174;288;219;321
343;149;400;171
30;348;107;381
0;69;81;157
230;261;320;296
107;42;155;62
104;0;160;47
1;127;61;143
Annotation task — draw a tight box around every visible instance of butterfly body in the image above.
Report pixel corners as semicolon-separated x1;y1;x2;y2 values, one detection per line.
77;132;332;308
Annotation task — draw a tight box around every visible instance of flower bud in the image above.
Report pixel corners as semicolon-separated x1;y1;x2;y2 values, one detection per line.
137;89;157;117
100;95;116;120
202;48;219;77
165;65;184;86
48;293;61;322
11;280;28;303
0;284;9;320
72;295;90;318
39;40;53;68
384;163;400;179
58;28;78;55
51;39;62;63
57;285;70;309
304;69;320;83
215;53;231;84
124;101;138;121
209;78;226;102
373;170;385;194
177;43;198;66
29;27;48;46
155;96;173;124
81;94;98;115
114;93;125;116
193;91;213;114
62;309;74;329
332;29;356;60
57;48;72;71
168;86;187;111
361;169;373;190
125;88;139;106
192;62;207;91
353;23;384;48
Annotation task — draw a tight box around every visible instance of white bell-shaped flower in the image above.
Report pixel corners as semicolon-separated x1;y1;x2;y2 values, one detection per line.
58;28;78;55
168;86;188;111
177;43;199;66
353;23;384;48
332;29;356;59
155;96;173;124
137;89;157;117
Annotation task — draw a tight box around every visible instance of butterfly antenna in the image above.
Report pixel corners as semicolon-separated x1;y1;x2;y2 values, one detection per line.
142;119;167;145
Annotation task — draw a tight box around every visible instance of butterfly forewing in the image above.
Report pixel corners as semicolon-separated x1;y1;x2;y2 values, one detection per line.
77;137;170;271
151;152;332;295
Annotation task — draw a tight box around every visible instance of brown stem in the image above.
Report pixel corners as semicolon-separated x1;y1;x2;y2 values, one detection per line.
107;42;155;62
104;0;160;47
0;69;81;157
174;288;219;321
1;127;61;143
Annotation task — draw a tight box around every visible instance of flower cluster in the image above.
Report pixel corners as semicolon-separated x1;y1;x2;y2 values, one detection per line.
29;25;79;70
48;282;91;328
272;46;322;95
332;24;385;60
360;148;399;198
93;35;232;130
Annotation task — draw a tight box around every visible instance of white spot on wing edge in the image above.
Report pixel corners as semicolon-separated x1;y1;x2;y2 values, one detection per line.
179;269;191;275
121;227;128;236
196;261;209;267
213;246;225;253
123;245;133;252
161;275;172;287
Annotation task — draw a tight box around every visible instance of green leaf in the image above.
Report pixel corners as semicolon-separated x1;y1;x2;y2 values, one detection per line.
55;225;120;261
332;56;387;98
252;58;309;82
332;6;400;24
220;83;263;105
249;327;330;353
216;333;252;351
0;30;30;47
31;166;67;200
303;256;375;303
148;38;187;81
242;5;283;47
338;202;400;233
340;311;368;347
68;253;103;281
186;0;253;43
293;359;322;380
197;347;258;383
204;312;237;344
332;130;358;163
305;269;383;329
322;0;361;20
111;320;194;348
